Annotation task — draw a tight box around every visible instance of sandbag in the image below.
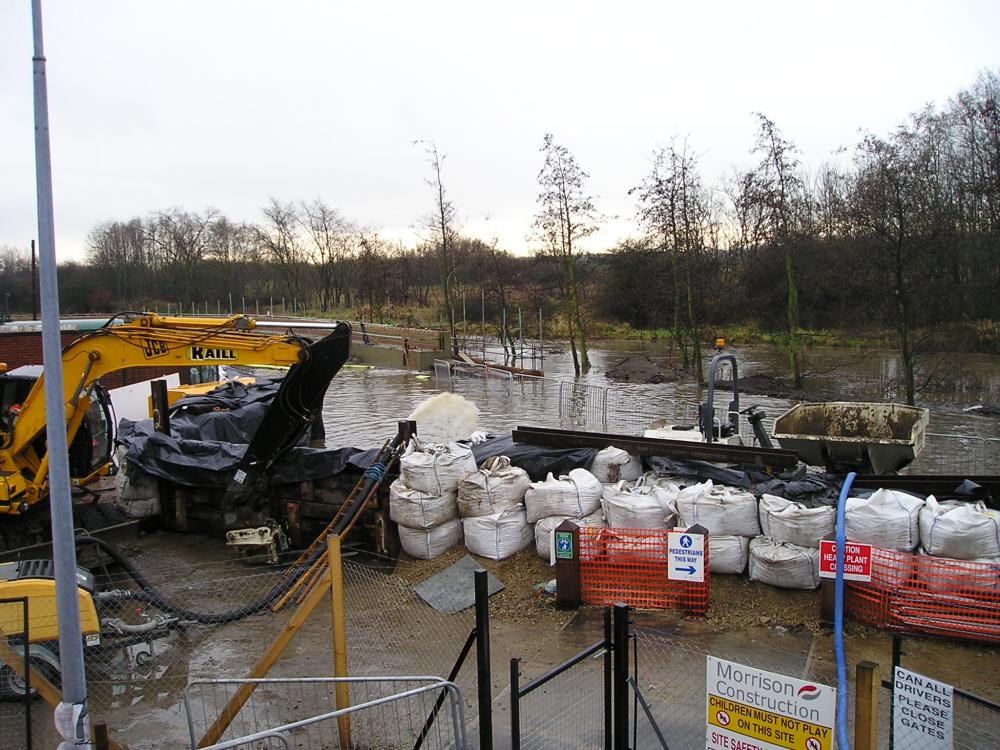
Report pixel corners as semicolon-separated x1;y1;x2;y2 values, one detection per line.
919;497;1000;560
534;511;607;562
602;480;677;530
398;518;464;560
399;440;477;495
748;537;820;589
590;447;643;483
389;479;458;530
845;489;923;551
457;456;531;518
676;481;760;537
463;507;534;560
710;536;750;575
523;469;603;523
918;550;1000;594
758;494;834;549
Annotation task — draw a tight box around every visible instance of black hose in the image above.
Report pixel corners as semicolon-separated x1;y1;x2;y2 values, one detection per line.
75;534;327;625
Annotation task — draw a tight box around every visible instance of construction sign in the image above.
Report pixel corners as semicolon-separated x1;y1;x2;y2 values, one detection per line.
667;530;705;583
818;540;873;582
707;657;836;750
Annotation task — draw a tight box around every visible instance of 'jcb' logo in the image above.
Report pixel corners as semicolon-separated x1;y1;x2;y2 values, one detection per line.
141;337;169;359
189;346;238;361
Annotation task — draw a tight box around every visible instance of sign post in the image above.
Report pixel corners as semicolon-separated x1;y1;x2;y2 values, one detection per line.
892;667;953;749
706;657;836;750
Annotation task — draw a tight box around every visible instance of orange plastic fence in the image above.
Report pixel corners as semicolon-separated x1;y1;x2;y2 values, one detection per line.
577;527;710;615
846;547;1000;643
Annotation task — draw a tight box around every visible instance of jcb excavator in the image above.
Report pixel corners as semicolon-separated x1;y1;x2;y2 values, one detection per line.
0;312;351;551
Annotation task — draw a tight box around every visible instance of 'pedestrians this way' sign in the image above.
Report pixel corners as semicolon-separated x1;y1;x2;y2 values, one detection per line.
667;530;705;582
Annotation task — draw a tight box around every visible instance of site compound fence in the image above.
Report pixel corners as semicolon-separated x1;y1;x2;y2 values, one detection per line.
437;359;997;475
577;526;710;615
845;547;1000;644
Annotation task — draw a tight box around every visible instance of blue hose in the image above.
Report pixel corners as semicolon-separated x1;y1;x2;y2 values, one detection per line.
834;471;857;750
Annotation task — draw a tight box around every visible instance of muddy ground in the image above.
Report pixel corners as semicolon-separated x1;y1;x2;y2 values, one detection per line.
10;528;994;749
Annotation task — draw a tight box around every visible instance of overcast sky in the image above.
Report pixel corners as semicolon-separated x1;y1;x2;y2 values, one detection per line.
2;1;999;260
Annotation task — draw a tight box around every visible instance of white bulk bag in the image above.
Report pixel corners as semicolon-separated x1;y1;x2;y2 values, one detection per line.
918;550;1000;594
399;440;478;495
398;518;464;560
641;473;684;493
463;507;534;560
534;511;607;562
524;469;603;523
748;537;820;589
389;479;458;530
591;447;643;483
457;456;531;518
845;489;923;551
676;481;760;537
710;536;750;575
758;495;835;549
601;481;677;530
919;497;1000;560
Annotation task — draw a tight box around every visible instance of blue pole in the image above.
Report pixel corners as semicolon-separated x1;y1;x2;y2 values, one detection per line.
834;471;857;750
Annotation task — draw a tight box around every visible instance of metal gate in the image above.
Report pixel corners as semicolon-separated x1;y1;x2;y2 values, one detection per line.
0;596;34;750
509;604;668;750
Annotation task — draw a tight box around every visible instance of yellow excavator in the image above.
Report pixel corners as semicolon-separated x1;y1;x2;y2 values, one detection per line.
0;312;352;551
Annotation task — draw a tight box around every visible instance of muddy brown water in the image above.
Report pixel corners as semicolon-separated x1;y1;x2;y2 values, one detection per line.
319;339;1000;448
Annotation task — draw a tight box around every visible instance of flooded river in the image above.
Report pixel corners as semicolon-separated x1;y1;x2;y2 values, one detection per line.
320;340;1000;461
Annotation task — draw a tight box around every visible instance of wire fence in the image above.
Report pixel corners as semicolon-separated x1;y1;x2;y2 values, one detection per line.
437;360;997;475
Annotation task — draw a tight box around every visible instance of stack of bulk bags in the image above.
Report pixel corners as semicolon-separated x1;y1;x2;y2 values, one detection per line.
917;497;1000;594
463;507;534;561
457;456;531;518
748;538;821;589
677;481;759;575
393;440;475;559
534;511;606;562
525;468;604;562
590;447;643;483
455;455;534;561
602;479;677;530
845;489;923;587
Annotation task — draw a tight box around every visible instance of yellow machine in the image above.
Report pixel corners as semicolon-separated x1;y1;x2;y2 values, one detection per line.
0;313;351;550
0;561;100;644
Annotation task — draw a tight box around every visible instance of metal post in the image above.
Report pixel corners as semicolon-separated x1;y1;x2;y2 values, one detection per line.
889;633;902;750
30;2;91;745
603;607;612;750
31;239;39;320
270;296;273;316
612;603;630;750
481;289;486;360
255;299;259;316
475;569;493;749
242;296;246;314
509;658;521;750
228;292;233;314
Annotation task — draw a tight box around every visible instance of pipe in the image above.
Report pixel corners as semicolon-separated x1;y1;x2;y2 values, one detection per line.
834;471;857;750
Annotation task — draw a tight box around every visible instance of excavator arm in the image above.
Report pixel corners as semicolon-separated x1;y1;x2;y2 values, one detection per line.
0;313;351;514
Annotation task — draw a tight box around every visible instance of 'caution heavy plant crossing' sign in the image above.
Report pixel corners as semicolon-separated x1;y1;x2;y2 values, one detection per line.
706;657;836;750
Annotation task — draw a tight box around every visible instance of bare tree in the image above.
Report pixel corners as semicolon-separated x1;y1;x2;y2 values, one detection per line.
416;141;462;355
301;198;357;312
533;133;599;375
257;199;305;304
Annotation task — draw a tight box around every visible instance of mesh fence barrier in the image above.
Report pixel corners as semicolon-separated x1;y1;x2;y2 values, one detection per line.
846;548;1000;643
578;527;710;614
513;652;607;750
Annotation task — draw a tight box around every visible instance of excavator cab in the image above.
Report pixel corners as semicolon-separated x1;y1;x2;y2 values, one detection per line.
0;367;115;486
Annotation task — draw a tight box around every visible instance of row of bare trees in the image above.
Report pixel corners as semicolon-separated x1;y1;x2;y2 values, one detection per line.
1;72;996;394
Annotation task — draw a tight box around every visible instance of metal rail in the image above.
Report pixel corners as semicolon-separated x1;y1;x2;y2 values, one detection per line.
512;425;800;470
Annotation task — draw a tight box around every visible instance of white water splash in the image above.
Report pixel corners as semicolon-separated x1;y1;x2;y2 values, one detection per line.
407;392;480;442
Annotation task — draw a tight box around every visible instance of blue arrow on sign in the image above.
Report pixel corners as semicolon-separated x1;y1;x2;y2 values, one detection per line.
675;566;696;575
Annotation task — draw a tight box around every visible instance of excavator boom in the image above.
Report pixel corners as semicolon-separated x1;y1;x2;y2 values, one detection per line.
0;313;351;515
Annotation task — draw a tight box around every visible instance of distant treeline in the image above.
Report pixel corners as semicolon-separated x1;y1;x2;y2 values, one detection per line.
1;72;996;381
